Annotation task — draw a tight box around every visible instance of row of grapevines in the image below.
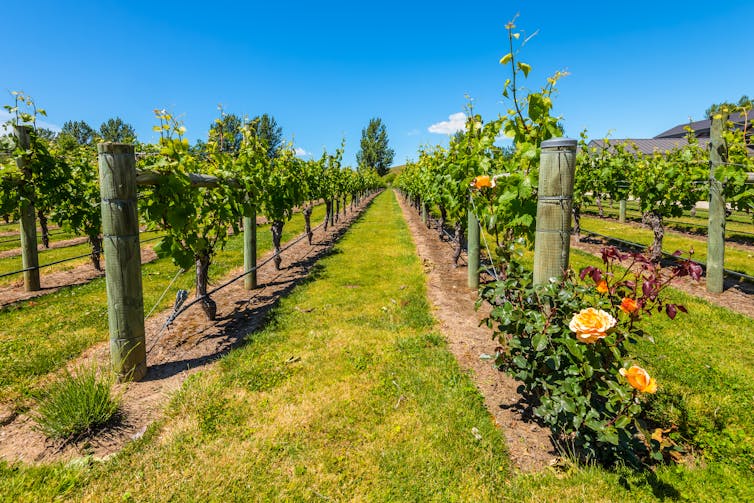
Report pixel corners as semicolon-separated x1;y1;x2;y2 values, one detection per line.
574;104;754;264
1;100;383;320
574;134;708;262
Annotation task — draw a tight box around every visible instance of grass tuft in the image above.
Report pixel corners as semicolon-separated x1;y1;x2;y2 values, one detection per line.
33;365;121;441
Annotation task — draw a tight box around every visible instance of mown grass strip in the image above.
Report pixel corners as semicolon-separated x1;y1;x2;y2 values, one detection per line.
584;201;754;227
0;191;511;502
0;205;325;404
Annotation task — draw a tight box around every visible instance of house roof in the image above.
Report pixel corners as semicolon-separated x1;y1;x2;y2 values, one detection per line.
654;110;753;139
587;138;710;156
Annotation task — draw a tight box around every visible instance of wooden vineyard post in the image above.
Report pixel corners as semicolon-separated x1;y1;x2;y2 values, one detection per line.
619;199;627;223
98;143;147;381
467;198;480;289
534;138;577;285
14;126;41;292
707;114;727;294
244;203;257;290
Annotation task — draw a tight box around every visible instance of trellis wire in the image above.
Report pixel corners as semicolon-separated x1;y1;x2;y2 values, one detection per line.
582;206;754;238
144;267;186;320
429;213;468;266
145;219;329;355
0;229;68;245
0;250;97;278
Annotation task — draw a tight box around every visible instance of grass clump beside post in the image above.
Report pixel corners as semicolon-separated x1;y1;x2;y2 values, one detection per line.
33;365;121;441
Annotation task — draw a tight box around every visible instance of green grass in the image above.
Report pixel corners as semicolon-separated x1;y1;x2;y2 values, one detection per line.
0;205;326;405
0;191;512;501
583;201;754;241
580;215;754;277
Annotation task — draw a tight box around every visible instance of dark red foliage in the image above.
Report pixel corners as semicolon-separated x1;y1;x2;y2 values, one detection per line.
578;246;701;321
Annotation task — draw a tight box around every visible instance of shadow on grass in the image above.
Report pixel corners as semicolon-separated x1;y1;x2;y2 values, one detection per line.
618;470;681;500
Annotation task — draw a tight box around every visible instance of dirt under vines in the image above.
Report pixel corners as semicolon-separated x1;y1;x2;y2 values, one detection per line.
395;194;558;473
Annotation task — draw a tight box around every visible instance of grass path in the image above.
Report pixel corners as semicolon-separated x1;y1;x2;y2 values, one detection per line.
0;192;511;501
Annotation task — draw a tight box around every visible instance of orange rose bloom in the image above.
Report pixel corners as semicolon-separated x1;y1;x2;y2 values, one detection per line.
619;297;639;314
473;175;492;189
619;365;657;393
596;280;608;293
568;308;616;343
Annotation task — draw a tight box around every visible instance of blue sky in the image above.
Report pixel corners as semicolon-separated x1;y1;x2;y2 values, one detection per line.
2;1;752;166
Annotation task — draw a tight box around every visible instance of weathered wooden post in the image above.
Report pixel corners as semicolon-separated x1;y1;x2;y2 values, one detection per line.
244;204;257;290
98;143;146;381
421;202;428;226
13;126;41;292
619;199;627;223
707;114;727;294
467;197;480;289
534;138;577;285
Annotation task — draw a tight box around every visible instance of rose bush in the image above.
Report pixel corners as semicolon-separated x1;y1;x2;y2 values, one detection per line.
479;246;701;465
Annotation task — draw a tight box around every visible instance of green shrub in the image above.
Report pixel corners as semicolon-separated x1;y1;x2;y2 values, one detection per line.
480;246;701;466
33;365;121;441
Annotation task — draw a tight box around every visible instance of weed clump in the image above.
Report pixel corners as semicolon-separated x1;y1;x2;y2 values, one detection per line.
34;366;121;441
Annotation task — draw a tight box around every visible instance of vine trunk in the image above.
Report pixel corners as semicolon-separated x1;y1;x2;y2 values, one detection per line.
271;220;284;270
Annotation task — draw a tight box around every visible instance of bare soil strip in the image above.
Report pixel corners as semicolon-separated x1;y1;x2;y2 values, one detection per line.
0;196;376;464
395;194;556;473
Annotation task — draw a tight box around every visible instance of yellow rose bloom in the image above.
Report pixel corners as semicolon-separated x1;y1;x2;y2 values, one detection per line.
568;308;616;343
619;365;657;393
472;175;492;189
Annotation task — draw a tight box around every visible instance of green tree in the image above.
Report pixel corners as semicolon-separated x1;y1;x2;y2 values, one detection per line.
356;118;394;176
251;113;283;158
61;120;95;145
36;128;58;142
208;112;244;154
705;95;753;117
99;117;136;143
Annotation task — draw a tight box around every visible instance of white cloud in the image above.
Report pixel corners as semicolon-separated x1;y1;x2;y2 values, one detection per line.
406;129;420;136
295;147;310;157
428;112;466;135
